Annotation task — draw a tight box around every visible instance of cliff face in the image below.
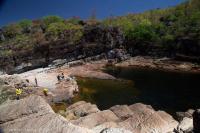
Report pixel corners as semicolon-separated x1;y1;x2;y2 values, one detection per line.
0;25;124;74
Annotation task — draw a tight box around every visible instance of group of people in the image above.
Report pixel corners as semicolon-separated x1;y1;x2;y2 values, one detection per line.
15;76;49;100
15;73;74;100
57;73;65;81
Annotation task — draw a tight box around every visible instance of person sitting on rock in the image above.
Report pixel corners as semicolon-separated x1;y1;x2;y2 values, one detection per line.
15;88;22;100
61;73;65;80
57;75;61;82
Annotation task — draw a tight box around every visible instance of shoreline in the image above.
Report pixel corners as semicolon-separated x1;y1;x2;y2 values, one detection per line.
115;56;200;74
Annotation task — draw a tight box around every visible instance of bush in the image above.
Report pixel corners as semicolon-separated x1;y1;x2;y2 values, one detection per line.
103;17;134;37
3;24;22;38
46;22;83;43
43;16;64;26
127;19;158;43
46;22;66;38
0;50;13;57
66;17;82;25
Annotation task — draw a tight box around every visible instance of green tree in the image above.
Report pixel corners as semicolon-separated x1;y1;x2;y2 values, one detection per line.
127;19;158;43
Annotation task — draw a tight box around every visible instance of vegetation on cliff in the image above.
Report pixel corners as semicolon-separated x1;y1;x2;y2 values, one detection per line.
0;0;200;71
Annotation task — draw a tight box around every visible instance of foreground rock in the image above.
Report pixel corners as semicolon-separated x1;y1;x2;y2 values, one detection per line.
0;95;131;133
0;95;93;133
176;109;194;122
110;105;134;120
118;103;179;133
176;117;193;133
66;102;179;133
65;101;100;118
71;110;120;128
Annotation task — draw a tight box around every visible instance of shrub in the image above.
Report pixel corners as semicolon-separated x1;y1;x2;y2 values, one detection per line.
46;22;83;43
103;17;134;37
43;16;64;26
3;24;22;38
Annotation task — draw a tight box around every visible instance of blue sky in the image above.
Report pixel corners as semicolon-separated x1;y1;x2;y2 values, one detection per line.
0;0;185;26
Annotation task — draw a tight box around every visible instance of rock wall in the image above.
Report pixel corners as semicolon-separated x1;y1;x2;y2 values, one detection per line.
0;26;124;74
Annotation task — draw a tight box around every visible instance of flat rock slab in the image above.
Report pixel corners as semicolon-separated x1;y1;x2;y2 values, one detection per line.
0;95;94;133
66;101;100;118
0;95;53;124
110;105;134;120
117;103;178;133
71;110;120;128
1;112;93;133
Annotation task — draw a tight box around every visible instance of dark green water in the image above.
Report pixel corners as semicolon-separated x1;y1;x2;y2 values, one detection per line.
74;67;200;114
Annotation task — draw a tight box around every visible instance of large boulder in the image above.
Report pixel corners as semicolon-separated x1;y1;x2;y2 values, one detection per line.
0;95;53;124
109;105;134;120
66;101;100;118
0;95;94;133
1;113;93;133
176;117;193;133
118;103;178;133
176;109;194;122
71;110;120;128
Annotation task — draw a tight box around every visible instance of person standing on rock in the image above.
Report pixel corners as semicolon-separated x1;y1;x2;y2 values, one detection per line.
35;77;38;86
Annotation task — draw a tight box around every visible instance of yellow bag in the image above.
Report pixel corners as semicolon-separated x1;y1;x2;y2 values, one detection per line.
43;88;48;92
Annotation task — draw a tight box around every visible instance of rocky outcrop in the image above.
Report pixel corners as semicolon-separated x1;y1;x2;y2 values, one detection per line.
0;94;191;133
71;110;120;128
118;103;178;133
0;95;134;133
65;101;100;118
176;109;194;122
66;102;179;133
0;95;53;124
115;56;200;73
109;105;134;120
0;25;124;74
0;95;94;133
176;117;193;133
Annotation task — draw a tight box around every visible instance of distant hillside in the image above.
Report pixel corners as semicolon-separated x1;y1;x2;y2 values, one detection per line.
0;0;200;73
